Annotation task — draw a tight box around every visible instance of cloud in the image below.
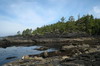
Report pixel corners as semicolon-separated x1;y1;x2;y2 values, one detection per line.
93;6;100;13
10;2;57;26
92;6;100;18
0;0;60;36
2;0;98;36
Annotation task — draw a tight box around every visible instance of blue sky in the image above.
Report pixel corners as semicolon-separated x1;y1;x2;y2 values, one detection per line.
0;0;100;36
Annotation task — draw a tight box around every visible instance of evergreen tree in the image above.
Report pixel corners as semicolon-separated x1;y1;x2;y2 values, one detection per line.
17;31;21;35
28;14;100;36
22;29;32;36
60;17;66;22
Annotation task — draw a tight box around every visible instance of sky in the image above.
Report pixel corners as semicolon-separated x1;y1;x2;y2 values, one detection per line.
0;0;100;36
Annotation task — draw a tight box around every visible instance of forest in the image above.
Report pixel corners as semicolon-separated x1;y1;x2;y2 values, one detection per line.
19;14;100;36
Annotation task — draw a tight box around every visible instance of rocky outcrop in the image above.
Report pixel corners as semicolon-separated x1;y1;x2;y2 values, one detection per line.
0;36;35;48
60;52;100;66
0;36;100;48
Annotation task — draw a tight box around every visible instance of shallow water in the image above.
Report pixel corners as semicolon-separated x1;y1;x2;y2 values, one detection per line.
0;45;55;65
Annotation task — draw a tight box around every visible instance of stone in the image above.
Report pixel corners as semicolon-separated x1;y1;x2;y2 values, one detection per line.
62;56;69;60
33;56;44;61
6;56;17;60
35;46;49;51
61;45;76;50
43;51;48;58
22;55;29;60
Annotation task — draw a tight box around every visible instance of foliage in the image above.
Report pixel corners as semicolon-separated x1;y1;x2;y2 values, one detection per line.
22;29;32;36
21;14;100;36
17;31;21;35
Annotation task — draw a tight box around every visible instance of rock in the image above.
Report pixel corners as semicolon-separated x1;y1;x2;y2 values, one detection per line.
88;48;98;53
35;46;49;51
22;55;29;60
22;55;44;61
61;51;100;66
6;56;17;60
85;51;89;54
33;56;44;61
54;50;61;55
61;45;76;50
93;61;100;66
43;51;48;58
62;56;70;60
2;36;100;66
61;62;81;66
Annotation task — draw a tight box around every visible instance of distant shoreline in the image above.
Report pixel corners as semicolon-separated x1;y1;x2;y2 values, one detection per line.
0;35;100;48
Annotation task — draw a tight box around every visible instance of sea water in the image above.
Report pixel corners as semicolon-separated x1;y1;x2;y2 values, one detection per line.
0;45;55;65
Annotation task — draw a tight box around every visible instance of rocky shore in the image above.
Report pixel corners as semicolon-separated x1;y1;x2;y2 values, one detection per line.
3;52;100;66
0;35;99;48
0;36;35;48
3;42;100;66
0;35;100;66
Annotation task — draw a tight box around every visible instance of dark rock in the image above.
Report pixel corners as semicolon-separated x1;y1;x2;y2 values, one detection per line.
0;36;36;48
35;46;49;51
62;58;76;62
20;65;26;66
43;51;48;58
6;56;17;60
93;61;100;66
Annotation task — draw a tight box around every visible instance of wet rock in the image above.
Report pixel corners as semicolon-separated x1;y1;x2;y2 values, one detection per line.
6;56;17;60
20;65;26;66
43;51;48;58
3;51;100;66
62;58;76;62
35;46;49;51
93;61;100;66
61;62;81;66
61;51;100;66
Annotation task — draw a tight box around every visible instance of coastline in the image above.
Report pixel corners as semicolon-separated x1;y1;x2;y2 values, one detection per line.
1;35;100;66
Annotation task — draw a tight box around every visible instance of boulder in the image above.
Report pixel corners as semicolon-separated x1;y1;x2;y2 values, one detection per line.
22;55;29;60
